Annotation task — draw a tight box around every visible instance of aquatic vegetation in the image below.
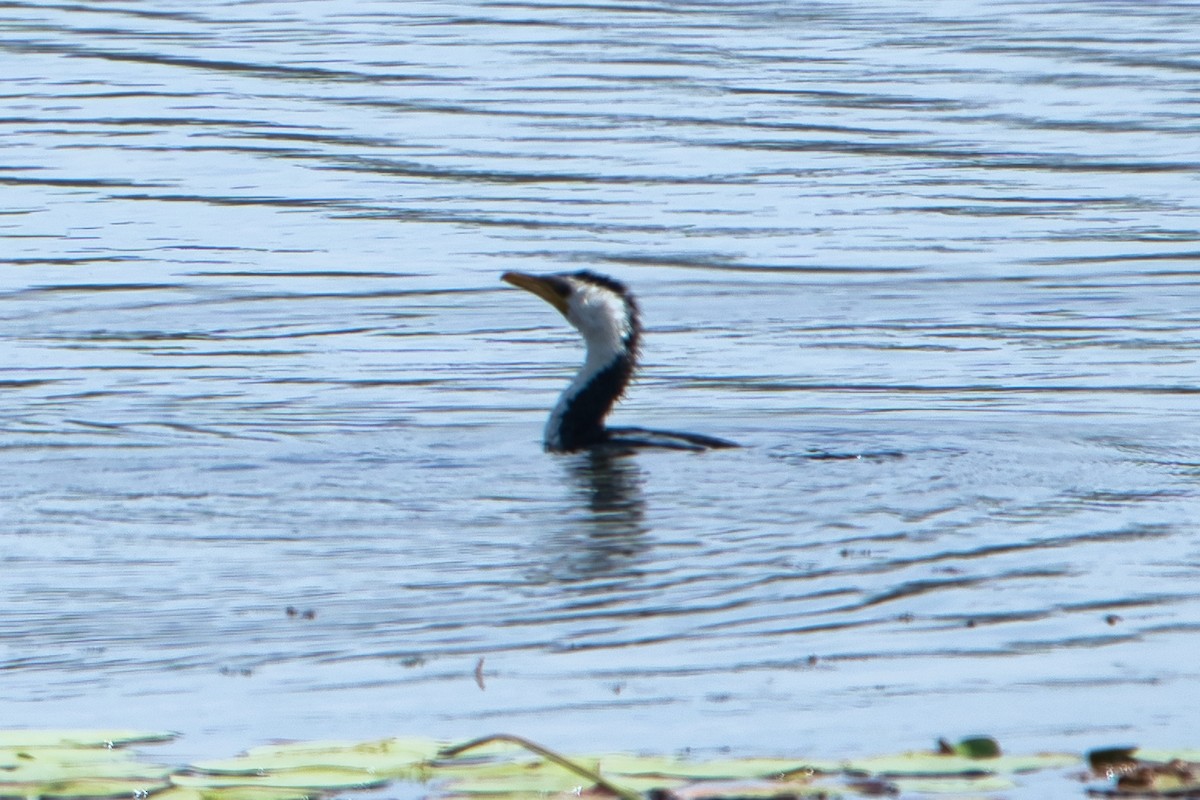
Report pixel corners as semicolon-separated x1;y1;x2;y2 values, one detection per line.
1088;746;1200;797
0;730;174;800
0;730;1191;800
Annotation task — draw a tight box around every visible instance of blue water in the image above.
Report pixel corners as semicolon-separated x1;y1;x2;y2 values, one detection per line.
2;0;1199;767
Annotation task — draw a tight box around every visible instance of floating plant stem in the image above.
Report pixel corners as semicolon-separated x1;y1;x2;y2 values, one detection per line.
440;734;643;800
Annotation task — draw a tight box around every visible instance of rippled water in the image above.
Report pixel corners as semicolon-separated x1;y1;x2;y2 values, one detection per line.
3;0;1200;765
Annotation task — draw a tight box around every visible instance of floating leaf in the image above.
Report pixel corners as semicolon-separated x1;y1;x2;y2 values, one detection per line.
658;777;838;799
443;760;774;799
0;731;174;749
173;766;389;791
438;734;640;800
591;753;836;782
952;736;1001;759
2;729;1186;800
436;754;641;797
0;776;170;800
151;785;317;800
0;747;171;783
193;737;438;781
891;775;1014;794
0;735;173;800
842;750;1076;779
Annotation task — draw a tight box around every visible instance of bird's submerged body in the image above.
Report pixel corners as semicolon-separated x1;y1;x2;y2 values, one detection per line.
502;270;737;454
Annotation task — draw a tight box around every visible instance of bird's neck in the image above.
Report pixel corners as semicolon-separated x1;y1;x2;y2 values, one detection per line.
545;340;636;453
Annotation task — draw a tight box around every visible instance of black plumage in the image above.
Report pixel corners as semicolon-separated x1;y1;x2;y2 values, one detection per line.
502;270;737;453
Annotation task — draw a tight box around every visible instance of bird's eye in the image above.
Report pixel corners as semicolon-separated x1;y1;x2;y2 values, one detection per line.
545;276;573;298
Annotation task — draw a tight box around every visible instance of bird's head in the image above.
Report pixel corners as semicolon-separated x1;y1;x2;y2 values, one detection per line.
502;270;640;361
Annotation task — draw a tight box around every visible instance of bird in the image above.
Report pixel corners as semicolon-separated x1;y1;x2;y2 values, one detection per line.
502;270;738;453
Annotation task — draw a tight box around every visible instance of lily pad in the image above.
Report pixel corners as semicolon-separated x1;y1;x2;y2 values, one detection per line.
4;729;1190;800
653;777;839;800
0;734;174;800
151;785;318;800
192;737;439;780
173;767;390;791
590;753;837;781
0;731;175;749
0;747;171;782
890;775;1015;794
943;736;1002;759
434;759;602;797
0;776;171;800
842;750;1077;778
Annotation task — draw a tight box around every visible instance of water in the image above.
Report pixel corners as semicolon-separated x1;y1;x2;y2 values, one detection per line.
2;0;1200;767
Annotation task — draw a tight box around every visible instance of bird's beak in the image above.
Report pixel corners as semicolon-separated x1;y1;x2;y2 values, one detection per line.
502;272;570;317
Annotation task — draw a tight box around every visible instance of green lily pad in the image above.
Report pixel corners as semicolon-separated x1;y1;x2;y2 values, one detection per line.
173;766;389;791
891;775;1016;794
192;737;438;780
591;753;837;781
0;747;171;782
151;785;318;800
0;731;175;749
0;736;174;800
435;742;833;799
434;756;599;796
948;736;1002;759
842;750;1077;778
0;776;170;800
0;728;1188;800
651;777;839;800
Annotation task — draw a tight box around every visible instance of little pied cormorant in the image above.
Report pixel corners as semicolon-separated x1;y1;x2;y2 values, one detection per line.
502;270;738;453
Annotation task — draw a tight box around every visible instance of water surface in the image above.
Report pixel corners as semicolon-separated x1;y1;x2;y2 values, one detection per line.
2;0;1200;764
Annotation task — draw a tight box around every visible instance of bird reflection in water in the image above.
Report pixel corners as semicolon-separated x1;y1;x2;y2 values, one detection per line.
546;449;649;582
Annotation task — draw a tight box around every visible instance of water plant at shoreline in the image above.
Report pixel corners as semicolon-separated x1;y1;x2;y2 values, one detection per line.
0;730;1192;800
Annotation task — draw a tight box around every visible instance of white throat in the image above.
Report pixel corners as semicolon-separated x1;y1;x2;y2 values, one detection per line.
543;280;634;450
